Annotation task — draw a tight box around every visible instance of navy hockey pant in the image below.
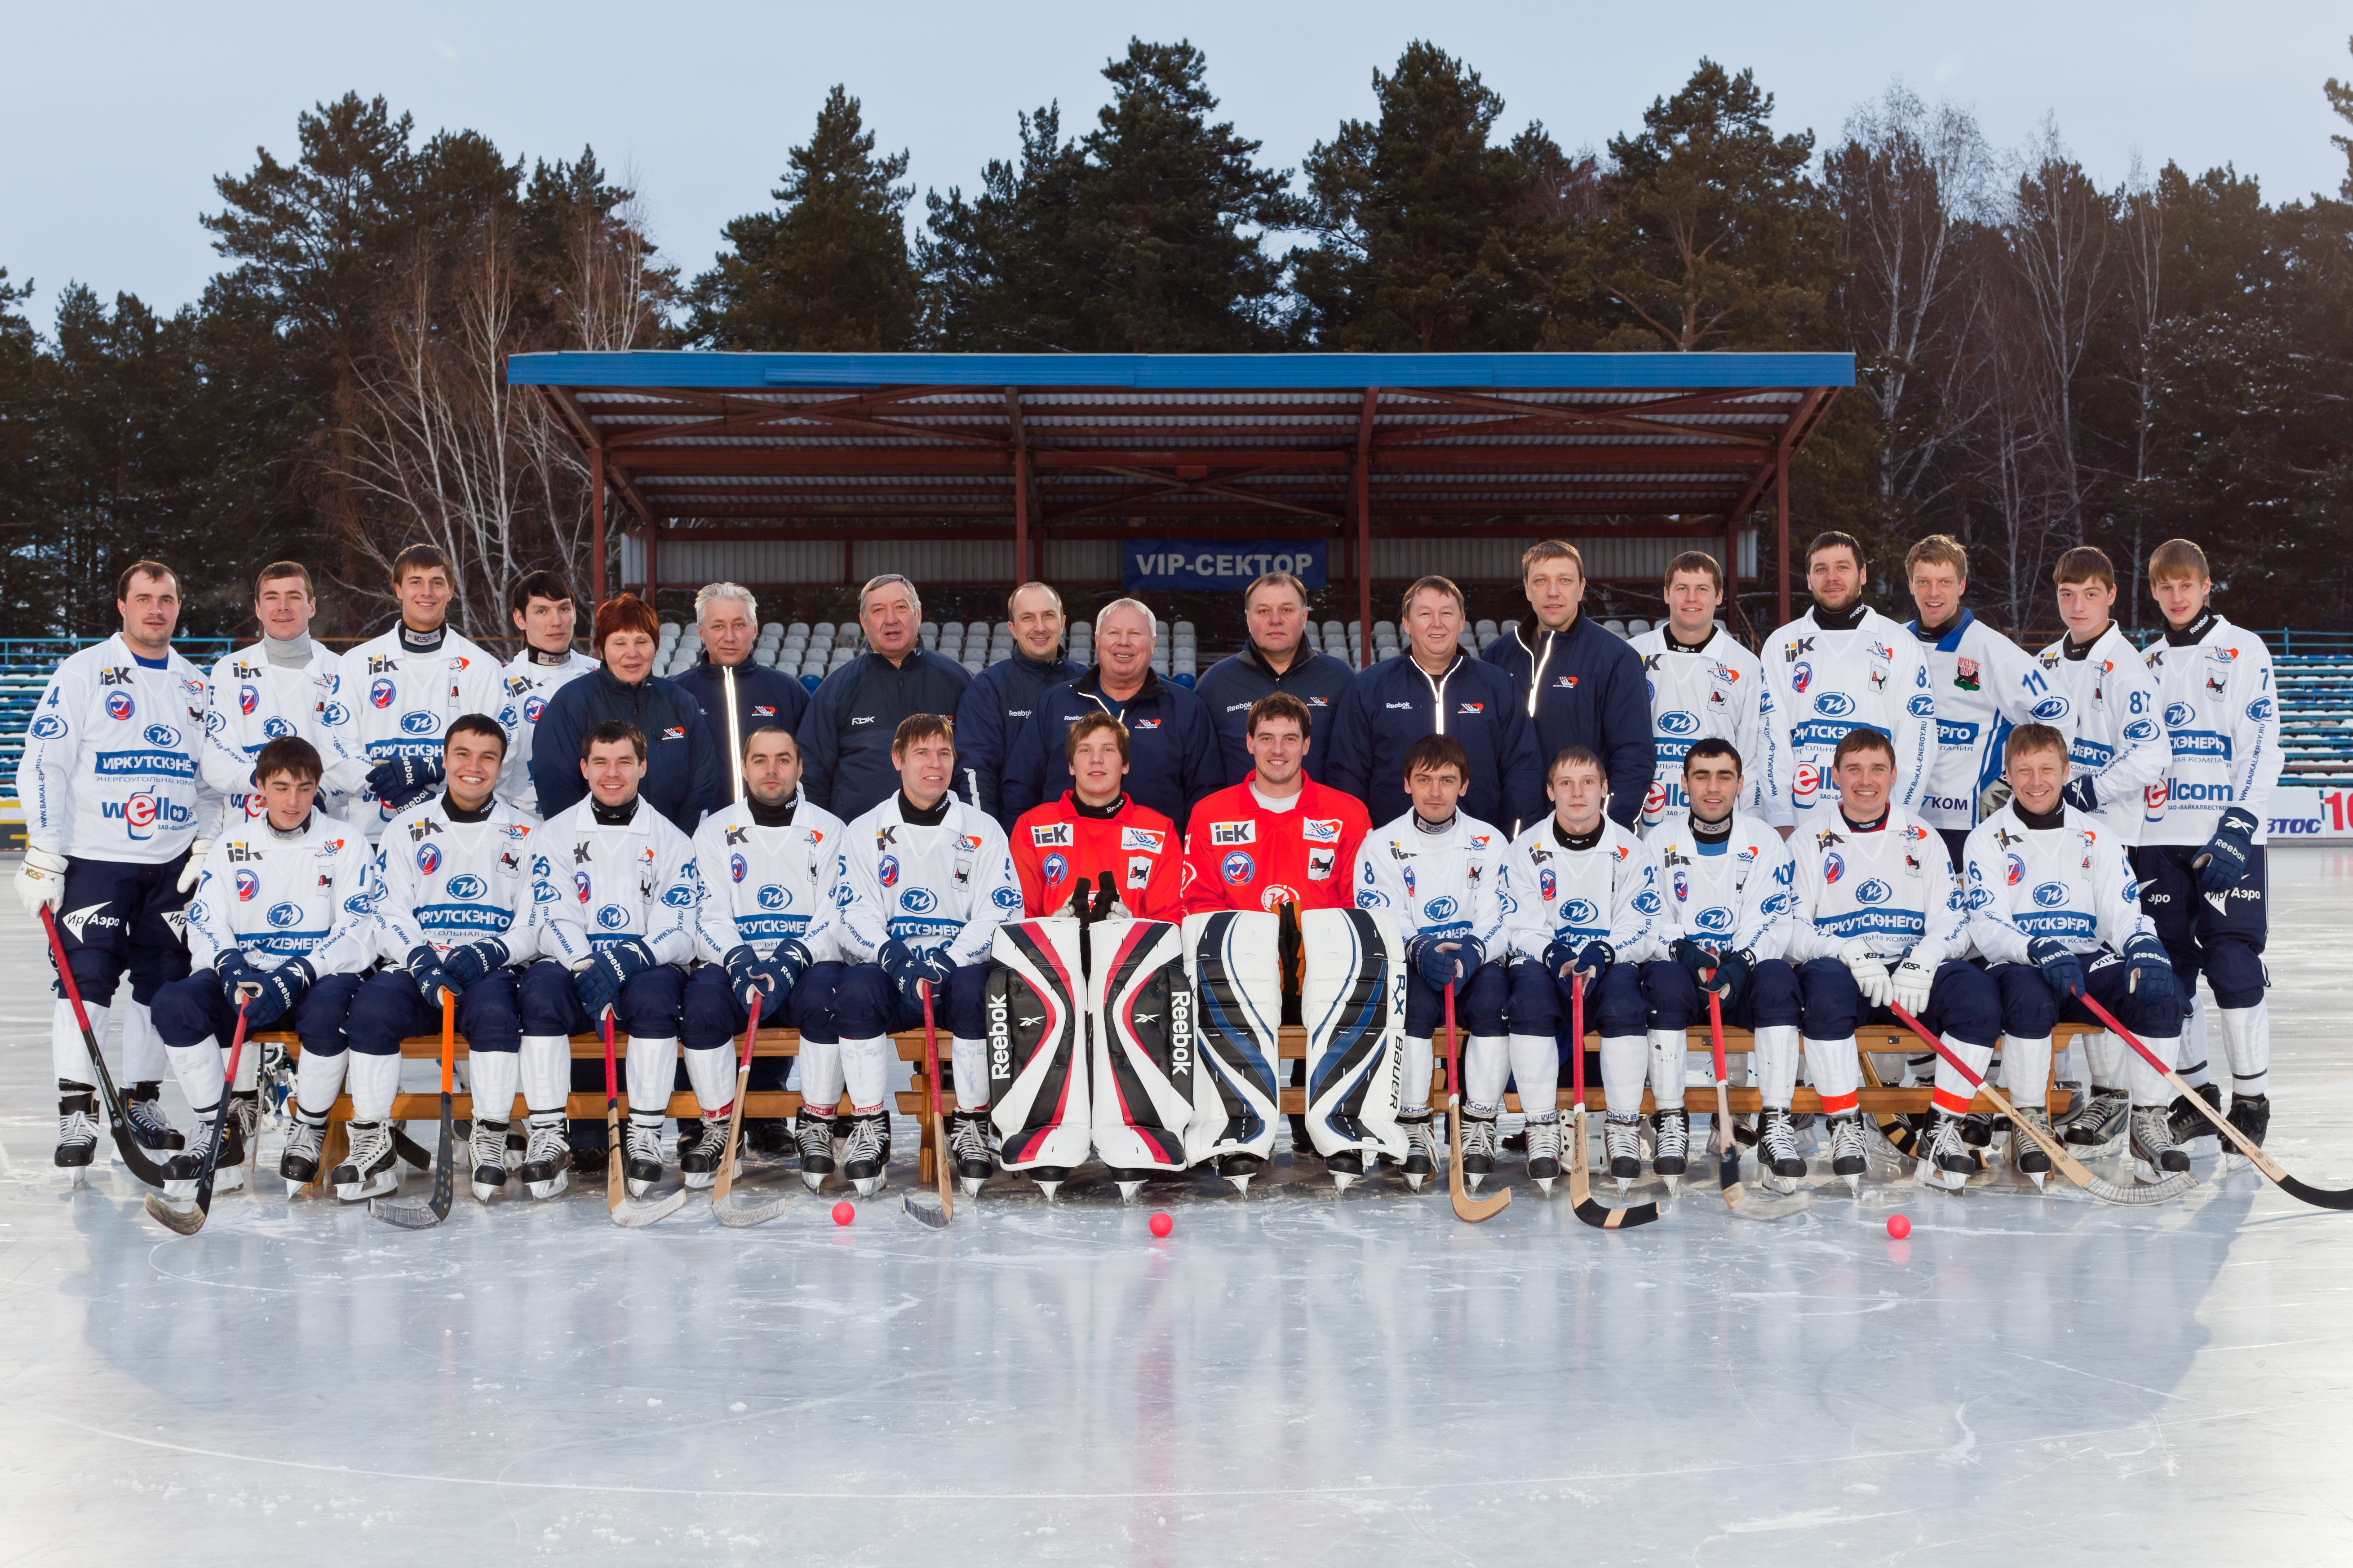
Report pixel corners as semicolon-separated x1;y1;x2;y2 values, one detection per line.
516;959;684;1149
52;854;192;1007
345;968;520;1059
1403;962;1507;1038
152;970;363;1057
835;960;989;1041
1639;957;1801;1032
2133;843;2268;1009
1992;953;2183;1041
682;961;848;1128
1794;956;1999;1047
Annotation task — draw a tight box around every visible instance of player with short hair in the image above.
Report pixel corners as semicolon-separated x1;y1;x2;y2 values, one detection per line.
1635;737;1800;1191
1964;723;2188;1184
153;737;372;1196
337;715;549;1201
341;543;509;842
1180;693;1370;919
684;725;852;1187
519;721;703;1193
18;560;220;1169
202;560;370;833
494;569;597;818
1009;712;1184;920
1627;549;1778;830
1497;746;1664;1191
1785;728;1999;1190
2138;537;2282;1153
1760;531;1934;832
833;715;1022;1196
1351;734;1511;1191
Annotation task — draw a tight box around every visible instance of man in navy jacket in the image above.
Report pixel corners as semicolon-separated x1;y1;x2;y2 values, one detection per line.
1484;540;1651;828
670;582;808;812
1001;598;1217;829
796;574;972;822
1193;569;1356;788
1326;576;1544;832
954;581;1081;828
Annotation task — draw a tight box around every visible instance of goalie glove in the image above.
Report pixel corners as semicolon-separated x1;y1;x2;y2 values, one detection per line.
176;839;212;895
2026;935;2084;999
15;846;66;918
1889;951;1936;1016
2123;933;2176;1004
2193;806;2259;896
1839;939;1892;1009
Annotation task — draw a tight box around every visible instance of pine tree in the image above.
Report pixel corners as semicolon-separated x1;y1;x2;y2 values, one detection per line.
687;86;919;350
919;104;1089;350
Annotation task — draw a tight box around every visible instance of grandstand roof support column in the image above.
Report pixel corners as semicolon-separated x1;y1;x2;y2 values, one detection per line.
1009;389;1033;585
591;446;607;604
1775;441;1790;626
1354;387;1374;669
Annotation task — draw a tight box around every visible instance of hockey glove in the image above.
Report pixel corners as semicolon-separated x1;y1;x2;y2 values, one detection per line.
406;944;455;1006
175;839;212;895
2060;775;2098;815
2193;806;2260;896
2027;935;2084;999
365;754;444;813
1889;952;1936;1016
213;948;260;1006
1543;939;1581;981
1839;939;1893;1009
1976;778;2014;820
1670;936;1721;982
239;958;315;1030
898;946;956;1010
439;937;510;992
1572;939;1616;979
15;846;66;918
573;938;656;1019
2123;933;2176;1004
771;938;814;991
1708;947;1756;1009
1408;935;1478;991
722;944;764;1006
877;938;916;988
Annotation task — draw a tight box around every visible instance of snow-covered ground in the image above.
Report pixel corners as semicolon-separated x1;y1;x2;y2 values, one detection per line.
4;851;2349;1564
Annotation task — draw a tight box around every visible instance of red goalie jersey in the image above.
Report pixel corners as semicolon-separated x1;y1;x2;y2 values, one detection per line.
1179;777;1371;917
1010;792;1186;920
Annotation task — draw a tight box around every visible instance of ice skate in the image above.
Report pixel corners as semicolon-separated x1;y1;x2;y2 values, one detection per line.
1325;1148;1365;1195
331;1120;399;1202
279;1112;327;1184
570;1140;608;1180
1826;1112;1867;1193
518;1119;569;1199
2064;1087;2128;1149
1603;1113;1641;1192
2167;1082;2224;1148
124;1082;183;1152
1922;1112;1972;1191
469;1118;511;1201
946;1110;993;1198
1217;1151;1263;1196
1458;1111;1499;1193
2011;1107;2053;1190
1960;1111;1995;1149
2220;1094;2269;1172
1757;1108;1807;1191
842;1111;890;1198
162;1101;248;1200
677;1119;731;1190
1523;1115;1562;1196
55;1090;98;1175
1397;1112;1436;1192
1652;1108;1688;1194
2048;1079;2090;1136
623;1122;665;1198
2130;1105;2191;1183
795;1107;836;1192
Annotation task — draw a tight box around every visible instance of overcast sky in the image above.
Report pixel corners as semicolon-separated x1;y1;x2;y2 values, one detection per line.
8;2;2348;332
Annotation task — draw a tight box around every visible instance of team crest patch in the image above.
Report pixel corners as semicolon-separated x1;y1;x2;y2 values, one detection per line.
1955;656;1981;691
956;834;984;853
1127;855;1153;889
1221;851;1255;885
1456;702;1484;716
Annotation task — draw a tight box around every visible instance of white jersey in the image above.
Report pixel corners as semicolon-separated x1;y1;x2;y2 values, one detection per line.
184;811;377;976
691;793;851;964
1638;808;1795;961
1501;816;1662;961
201;642;371;829
340;624;510;842
837;794;1020;967
2030;621;2167;846
17;634;216;863
2139;613;2282;847
1759;607;1933;828
494;649;598;815
532;797;702;969
1626;625;1778;825
372;794;547;964
1912;611;2058;833
1351;810;1510;950
1961;803;2153;964
1784;805;1964;966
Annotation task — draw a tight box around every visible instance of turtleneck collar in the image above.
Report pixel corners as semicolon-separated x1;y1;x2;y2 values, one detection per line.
443;792;493;824
1812;600;1868;633
1551;816;1606;852
589;795;639;827
2062;623;2109;661
2016;800;2065;831
528;645;573;667
1413;810;1456;837
399;621;447;655
748;790;798;828
1913;612;1960;643
265;811;311;840
1840;806;1890;833
898;790;951;827
1691;810;1733;844
1664;623;1714;654
1073;792;1126;819
2166;608;2217;647
263;632;313;669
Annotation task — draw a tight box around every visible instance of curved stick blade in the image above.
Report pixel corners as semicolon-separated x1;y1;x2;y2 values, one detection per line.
1567;1105;1659;1229
715;1191;789;1228
142;1192;208;1236
901;1192;952;1230
612;1190;688;1228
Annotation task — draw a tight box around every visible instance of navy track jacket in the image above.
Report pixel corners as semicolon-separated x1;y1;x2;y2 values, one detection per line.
794;648;972;823
1191;642;1358;788
953;650;1083;828
1325;651;1545;833
1001;667;1218;830
1484;613;1653;828
530;666;723;833
671;654;811;810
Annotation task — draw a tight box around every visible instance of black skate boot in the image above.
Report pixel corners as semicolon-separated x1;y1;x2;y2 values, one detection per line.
1960;1111;1994;1148
330;1119;397;1202
2222;1093;2270;1162
794;1107;836;1192
1758;1107;1808;1187
1397;1111;1437;1192
946;1110;993;1198
623;1121;665;1197
678;1118;732;1190
1603;1113;1642;1191
2063;1087;2128;1148
279;1111;328;1183
1523;1115;1563;1196
1652;1108;1690;1187
56;1087;99;1171
1827;1112;1868;1191
2130;1105;2191;1183
569;1136;609;1180
1324;1147;1366;1195
470;1117;513;1201
125;1081;184;1152
518;1116;570;1199
2167;1081;2224;1147
2010;1106;2054;1188
842;1111;890;1198
1458;1109;1499;1192
1216;1151;1265;1196
745;1117;794;1158
1922;1112;1973;1190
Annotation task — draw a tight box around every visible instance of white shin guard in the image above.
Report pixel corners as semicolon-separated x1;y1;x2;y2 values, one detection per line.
2081;1028;2123;1090
681;1044;733;1114
1473;1035;1530;1112
2218;1001;2269;1098
2001;1035;2053;1109
1753;1024;1800;1108
799;1039;845;1115
469;1049;520;1122
518;1034;571;1115
1646;1028;1689;1112
120;1000;168;1082
347;1051;402;1122
295;1047;349;1119
2126;1035;2177;1105
1803;1034;1861;1112
839;1036;890;1113
950;1036;988;1112
52;999;105;1087
166;1036;224;1115
1400;1035;1433;1115
2177;992;2211;1086
1505;1032;1557;1114
625;1036;678;1125
1930;1037;1994;1118
1598;1034;1648;1114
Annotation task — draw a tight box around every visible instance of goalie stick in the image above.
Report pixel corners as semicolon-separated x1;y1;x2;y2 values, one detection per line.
40;906;170;1189
1444;982;1509;1223
143;1002;251;1236
602;1009;686;1227
713;987;787;1228
2080;993;2353;1211
372;992;458;1229
1566;972;1658;1229
1888;1003;2192;1206
1708;985;1809;1221
902;980;955;1229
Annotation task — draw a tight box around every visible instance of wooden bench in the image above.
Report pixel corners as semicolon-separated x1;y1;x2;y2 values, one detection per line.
261;1021;2092;1185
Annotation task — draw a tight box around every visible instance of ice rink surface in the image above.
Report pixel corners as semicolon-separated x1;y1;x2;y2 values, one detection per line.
3;853;2351;1564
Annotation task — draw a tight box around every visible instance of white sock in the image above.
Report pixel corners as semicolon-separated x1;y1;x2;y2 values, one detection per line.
1467;1035;1517;1111
625;1036;679;1121
470;1050;520;1123
2218;1001;2269;1098
518;1034;571;1115
52;999;106;1087
121;1000;167;1082
2127;1035;2177;1106
295;1047;348;1119
2177;992;2211;1087
799;1040;844;1116
1753;1024;1800;1109
1647;1028;1689;1112
1805;1034;1861;1115
1930;1038;1994;1118
1400;1035;1432;1116
682;1043;733;1115
2085;1029;2124;1092
166;1036;224;1116
1503;1032;1555;1114
2002;1035;2052;1110
1598;1034;1647;1115
348;1051;401;1122
950;1035;988;1113
839;1036;889;1113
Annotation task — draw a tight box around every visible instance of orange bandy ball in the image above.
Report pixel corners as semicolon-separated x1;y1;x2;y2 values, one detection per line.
833;1200;855;1226
1886;1213;1911;1240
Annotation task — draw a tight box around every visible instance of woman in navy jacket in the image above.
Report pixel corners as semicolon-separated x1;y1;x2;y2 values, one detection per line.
530;594;722;833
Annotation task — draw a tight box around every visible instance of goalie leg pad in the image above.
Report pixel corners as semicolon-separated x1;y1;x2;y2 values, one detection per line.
1087;918;1194;1173
986;919;1093;1171
1298;908;1407;1161
1181;912;1284;1166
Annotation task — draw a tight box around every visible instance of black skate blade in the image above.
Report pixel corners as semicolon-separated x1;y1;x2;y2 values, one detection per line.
611;1190;688;1228
900;1192;952;1229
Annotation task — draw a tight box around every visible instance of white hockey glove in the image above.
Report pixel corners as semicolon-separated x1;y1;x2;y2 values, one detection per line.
1889;952;1936;1016
1839;939;1892;1009
176;839;212;895
16;846;66;918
